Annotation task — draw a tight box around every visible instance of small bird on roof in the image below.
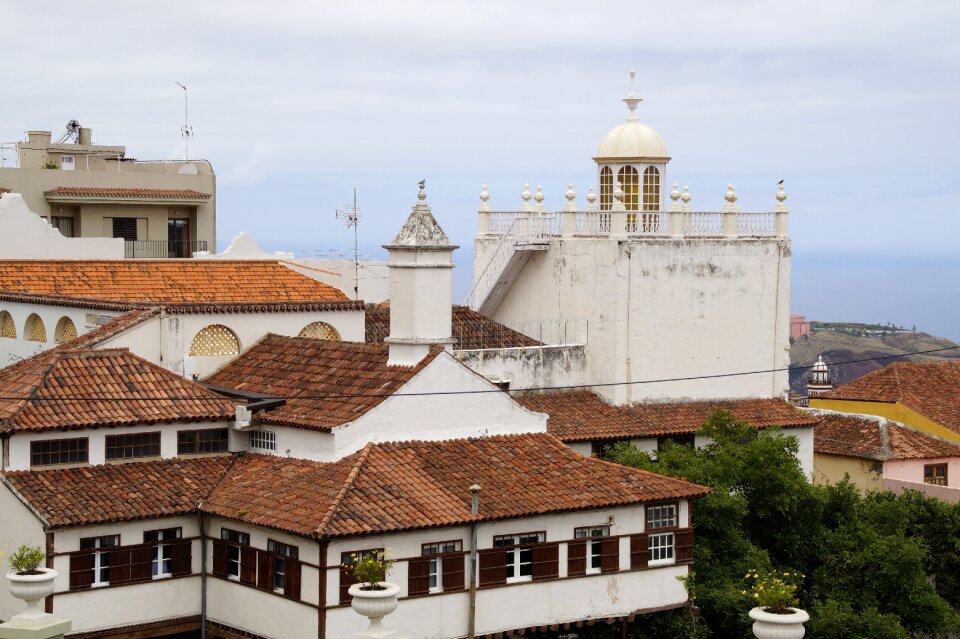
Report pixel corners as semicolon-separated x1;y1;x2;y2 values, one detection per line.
418;179;426;188
777;179;784;185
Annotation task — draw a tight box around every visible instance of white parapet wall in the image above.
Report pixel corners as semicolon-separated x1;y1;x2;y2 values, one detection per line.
0;193;123;259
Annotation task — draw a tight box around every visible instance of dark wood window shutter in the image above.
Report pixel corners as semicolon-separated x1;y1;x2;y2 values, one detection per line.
171;539;192;576
630;534;649;570
567;540;587;577
532;543;559;580
240;547;257;585
285;559;301;600
257;550;272;590
69;552;94;590
442;553;465;592
407;557;431;596
478;548;506;587
212;540;228;578
339;565;358;604
676;528;694;564
130;545;153;583
108;548;132;585
600;538;619;574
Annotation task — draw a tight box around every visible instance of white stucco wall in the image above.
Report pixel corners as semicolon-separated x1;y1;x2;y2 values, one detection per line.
331;353;547;460
0;300;96;367
453;344;587;391
239;425;335;462
0;481;47;622
5;421;232;471
0;193;123;259
325;502;690;638
476;236;790;405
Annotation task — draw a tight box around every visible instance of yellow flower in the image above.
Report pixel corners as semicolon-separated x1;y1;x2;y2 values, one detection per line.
754;593;759;598
741;590;747;595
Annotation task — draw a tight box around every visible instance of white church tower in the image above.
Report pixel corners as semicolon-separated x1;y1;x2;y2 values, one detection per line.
471;73;792;405
384;183;458;366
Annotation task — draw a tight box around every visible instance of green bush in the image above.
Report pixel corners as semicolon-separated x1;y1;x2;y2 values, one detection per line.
8;545;44;574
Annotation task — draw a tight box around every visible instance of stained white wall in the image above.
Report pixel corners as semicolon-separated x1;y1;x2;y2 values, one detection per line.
453;344;587;391
332;353;547;460
476;236;791;405
0;481;47;622
5;421;232;471
239;425;335;462
0;300;97;366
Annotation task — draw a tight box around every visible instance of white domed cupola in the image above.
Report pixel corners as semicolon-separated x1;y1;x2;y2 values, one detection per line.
593;71;670;217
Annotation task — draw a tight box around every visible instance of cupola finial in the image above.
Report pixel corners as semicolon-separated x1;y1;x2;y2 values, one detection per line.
623;69;643;121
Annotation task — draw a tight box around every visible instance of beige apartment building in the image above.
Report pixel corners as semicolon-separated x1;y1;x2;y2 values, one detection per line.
0;126;215;257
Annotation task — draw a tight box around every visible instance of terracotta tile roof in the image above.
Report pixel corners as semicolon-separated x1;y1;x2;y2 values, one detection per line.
0;260;349;306
44;187;211;200
365;303;542;350
813;411;960;461
2;457;232;528
204;434;710;538
204;335;441;430
516;392;818;441
822;361;960;436
0;348;236;433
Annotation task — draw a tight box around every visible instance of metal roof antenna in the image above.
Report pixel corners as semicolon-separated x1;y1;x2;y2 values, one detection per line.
176;82;194;160
335;188;361;300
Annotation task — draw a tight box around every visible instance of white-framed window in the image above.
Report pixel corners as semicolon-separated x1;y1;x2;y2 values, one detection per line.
60;155;75;171
221;528;249;580
144;527;181;578
249;429;277;452
79;535;119;587
267;540;298;594
422;540;462;593
574;525;610;574
646;502;678;567
493;532;545;583
648;532;675;566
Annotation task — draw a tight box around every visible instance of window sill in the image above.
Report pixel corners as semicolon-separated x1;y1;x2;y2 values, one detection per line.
428;587;443;594
505;576;533;584
648;559;676;568
586;568;602;575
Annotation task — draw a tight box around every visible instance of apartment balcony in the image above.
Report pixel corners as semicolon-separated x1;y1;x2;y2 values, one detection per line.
124;240;208;258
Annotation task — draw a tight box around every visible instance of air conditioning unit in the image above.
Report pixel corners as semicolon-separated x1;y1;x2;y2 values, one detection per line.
234;405;252;429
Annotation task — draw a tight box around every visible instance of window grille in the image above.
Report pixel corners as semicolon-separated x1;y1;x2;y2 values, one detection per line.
189;325;240;356
646;503;677;530
924;464;947;486
297;321;340;341
599;167;613;211
0;312;15;339
249;430;277;452
55;317;78;344
643;166;661;211
27;314;47;342
31;438;88;467
617;166;640;211
648;532;675;565
106;432;161;460
178;429;229;455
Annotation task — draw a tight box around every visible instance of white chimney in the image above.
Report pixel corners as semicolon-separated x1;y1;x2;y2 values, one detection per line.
383;183;458;366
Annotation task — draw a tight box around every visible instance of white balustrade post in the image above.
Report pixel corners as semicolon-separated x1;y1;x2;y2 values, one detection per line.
611;181;627;238
667;182;683;238
477;184;491;235
775;182;789;237
518;183;532;239
562;182;577;237
721;184;739;237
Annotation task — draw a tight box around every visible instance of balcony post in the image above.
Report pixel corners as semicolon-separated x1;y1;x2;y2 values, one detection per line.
667;182;683;238
775;182;789;237
721;184;739;238
611;182;627;239
478;184;491;236
562;183;577;237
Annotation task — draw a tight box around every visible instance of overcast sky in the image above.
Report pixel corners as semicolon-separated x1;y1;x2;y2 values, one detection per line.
2;1;958;336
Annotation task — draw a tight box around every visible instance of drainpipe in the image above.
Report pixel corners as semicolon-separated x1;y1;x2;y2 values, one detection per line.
198;508;207;639
625;248;633;404
468;484;481;639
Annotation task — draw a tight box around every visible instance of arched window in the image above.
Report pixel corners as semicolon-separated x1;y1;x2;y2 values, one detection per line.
0;312;16;339
298;322;341;341
189;325;241;357
617;166;640;232
599;167;613;211
55;317;78;344
642;166;661;233
25;314;47;343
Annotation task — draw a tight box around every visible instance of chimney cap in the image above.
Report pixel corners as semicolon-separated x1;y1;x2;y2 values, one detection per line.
469;484;481;493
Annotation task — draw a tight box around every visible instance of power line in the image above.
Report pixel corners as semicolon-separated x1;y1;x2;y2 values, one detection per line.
2;345;957;403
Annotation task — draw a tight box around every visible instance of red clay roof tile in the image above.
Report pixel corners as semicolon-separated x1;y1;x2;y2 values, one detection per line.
813;412;960;461
0;260;349;305
44;187;211;199
365;304;542;350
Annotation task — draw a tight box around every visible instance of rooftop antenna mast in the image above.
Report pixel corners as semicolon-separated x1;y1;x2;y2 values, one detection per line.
335;188;361;300
175;82;193;160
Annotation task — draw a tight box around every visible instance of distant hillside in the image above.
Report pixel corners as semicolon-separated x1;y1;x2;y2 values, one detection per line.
789;327;960;393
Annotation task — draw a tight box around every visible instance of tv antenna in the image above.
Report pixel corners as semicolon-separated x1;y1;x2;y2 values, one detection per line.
335;188;361;300
175;82;193;160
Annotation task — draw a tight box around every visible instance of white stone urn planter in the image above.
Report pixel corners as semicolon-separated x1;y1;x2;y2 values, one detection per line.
349;581;401;633
7;568;57;625
749;607;809;639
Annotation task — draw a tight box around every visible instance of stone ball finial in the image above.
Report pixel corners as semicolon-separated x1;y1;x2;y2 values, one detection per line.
480;184;490;203
418;179;427;201
534;185;544;205
586;187;597;204
565;182;576;203
776;182;787;203
681;186;692;204
670;182;681;202
521;183;532;203
724;184;738;204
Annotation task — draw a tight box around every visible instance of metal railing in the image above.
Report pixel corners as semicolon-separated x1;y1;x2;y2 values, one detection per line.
124;240;208;258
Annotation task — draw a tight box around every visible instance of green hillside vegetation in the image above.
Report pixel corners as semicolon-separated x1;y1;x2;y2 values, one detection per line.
789;328;960;393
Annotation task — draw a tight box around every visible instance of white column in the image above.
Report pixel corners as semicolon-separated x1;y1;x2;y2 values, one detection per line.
775;182;789;237
721;184;739;237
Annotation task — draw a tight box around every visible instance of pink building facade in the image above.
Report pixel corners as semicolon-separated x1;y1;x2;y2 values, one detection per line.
791;314;812;339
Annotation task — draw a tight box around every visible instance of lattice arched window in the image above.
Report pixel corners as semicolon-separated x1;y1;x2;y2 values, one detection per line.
298;321;341;341
0;312;15;339
599;167;613;211
189;324;241;356
55;317;78;344
643;166;661;211
25;314;47;343
617;166;640;211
